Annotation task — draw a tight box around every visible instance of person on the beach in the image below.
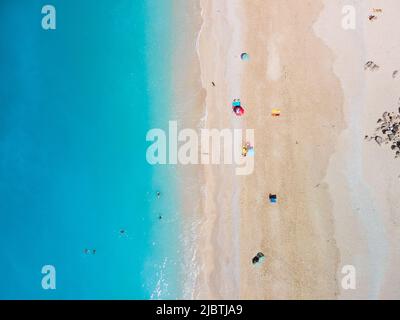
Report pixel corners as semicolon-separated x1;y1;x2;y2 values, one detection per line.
232;99;245;116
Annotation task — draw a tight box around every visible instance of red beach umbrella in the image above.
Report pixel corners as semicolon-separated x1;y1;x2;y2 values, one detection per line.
233;106;245;116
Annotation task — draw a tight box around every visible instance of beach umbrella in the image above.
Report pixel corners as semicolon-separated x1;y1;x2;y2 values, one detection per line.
241;52;250;61
233;106;245;116
252;252;265;265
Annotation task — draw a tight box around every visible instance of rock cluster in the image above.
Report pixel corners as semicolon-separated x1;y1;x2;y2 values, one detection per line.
365;108;400;158
365;61;380;71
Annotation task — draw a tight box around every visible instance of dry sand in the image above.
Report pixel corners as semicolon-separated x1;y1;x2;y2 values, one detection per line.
316;0;400;299
179;0;400;299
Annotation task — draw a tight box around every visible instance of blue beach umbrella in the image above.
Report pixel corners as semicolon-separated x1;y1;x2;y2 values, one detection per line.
241;52;250;61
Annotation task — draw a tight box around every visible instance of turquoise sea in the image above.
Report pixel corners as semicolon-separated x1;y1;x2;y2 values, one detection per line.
0;0;181;299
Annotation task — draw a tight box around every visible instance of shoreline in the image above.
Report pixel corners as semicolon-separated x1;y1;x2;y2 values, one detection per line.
170;0;206;299
196;0;247;299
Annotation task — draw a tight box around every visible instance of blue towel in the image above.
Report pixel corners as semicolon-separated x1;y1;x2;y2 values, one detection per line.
232;101;241;107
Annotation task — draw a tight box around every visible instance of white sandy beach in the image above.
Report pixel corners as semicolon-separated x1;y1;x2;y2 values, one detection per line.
177;0;400;299
316;0;400;299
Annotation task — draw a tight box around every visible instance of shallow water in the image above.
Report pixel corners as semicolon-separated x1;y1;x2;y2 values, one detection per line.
0;0;180;299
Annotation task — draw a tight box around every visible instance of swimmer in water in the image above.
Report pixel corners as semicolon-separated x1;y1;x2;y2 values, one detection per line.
156;191;161;199
119;229;127;238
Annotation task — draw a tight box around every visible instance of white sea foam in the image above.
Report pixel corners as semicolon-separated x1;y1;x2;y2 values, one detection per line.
150;257;170;300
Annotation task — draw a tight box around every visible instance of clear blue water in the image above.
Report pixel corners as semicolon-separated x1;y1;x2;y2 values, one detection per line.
0;0;180;299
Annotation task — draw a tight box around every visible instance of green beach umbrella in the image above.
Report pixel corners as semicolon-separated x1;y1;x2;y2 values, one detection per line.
241;52;250;61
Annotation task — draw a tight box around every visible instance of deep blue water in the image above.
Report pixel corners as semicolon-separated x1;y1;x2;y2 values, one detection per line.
0;0;179;299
